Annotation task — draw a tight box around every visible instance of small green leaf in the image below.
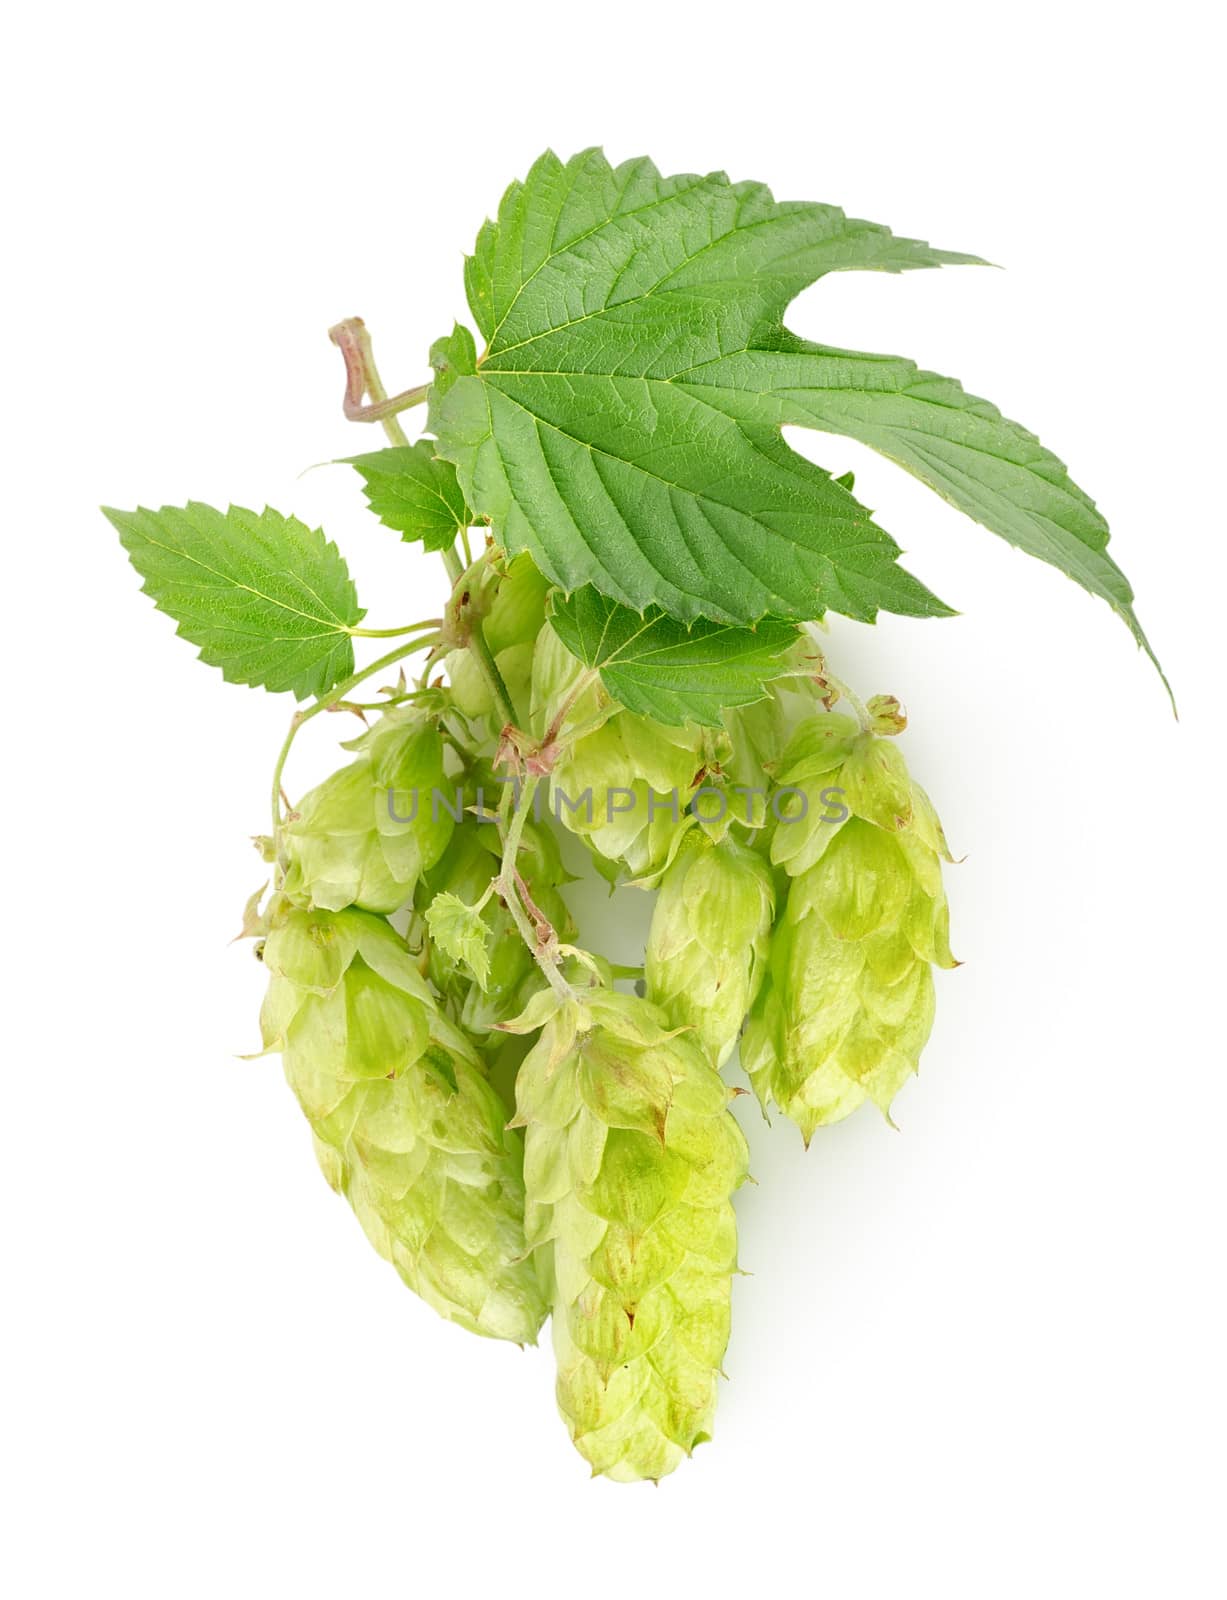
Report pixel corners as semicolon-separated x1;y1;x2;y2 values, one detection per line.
429;324;478;402
345;441;472;552
103;502;362;698
424;891;492;990
550;588;797;726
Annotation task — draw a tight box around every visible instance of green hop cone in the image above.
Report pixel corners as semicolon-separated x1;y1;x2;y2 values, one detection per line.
446;554;550;735
742;715;957;1139
259;901;547;1342
530;627;702;880
646;830;775;1069
447;642;536;738
481;552;552;655
515;990;750;1481
720;694;791;834
282;707;453;913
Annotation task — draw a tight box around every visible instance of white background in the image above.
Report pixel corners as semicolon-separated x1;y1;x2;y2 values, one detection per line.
4;3;1223;1596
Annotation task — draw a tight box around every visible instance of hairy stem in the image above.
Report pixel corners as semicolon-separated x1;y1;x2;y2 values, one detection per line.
440;547;463;584
820;669;873;732
469;615;519;725
270;634;440;837
328;321;518;728
541;668;600;751
337;692;431;712
554;703;618;750
327;318;554;996
496;774;574;1002
327;318;428;440
350;618;442;639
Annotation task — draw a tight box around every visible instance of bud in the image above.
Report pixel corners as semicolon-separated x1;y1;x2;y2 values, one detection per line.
447;639;538;738
743;716;957;1139
442;554;549;738
515;990;749;1481
646;830;775;1068
866;693;907;735
259;901;546;1342
281;709;453;914
483;553;551;654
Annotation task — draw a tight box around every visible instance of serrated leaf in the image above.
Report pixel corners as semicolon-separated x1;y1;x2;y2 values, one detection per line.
104;502;362;698
682;335;1167;689
344;441;471;552
424;891;491;990
430;147;980;628
429;324;478;400
429;147;1161;688
550;588;796;726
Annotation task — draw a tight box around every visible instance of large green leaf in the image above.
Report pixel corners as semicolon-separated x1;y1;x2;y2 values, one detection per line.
429;149;973;627
345;441;471;552
681;334;1165;682
550;588;797;726
104;502;362;697
429;148;1159;685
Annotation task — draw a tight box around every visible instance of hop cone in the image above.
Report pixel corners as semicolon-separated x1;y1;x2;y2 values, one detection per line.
646;830;775;1068
482;553;551;654
446;554;549;735
515;990;749;1481
259;901;547;1342
282;708;453;914
742;717;957;1139
531;627;701;879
